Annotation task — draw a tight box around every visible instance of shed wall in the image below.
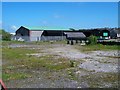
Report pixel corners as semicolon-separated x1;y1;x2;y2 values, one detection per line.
30;31;43;41
41;36;66;41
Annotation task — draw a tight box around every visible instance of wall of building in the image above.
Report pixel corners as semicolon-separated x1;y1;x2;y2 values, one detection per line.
29;31;43;41
16;26;29;36
41;36;66;41
12;36;30;41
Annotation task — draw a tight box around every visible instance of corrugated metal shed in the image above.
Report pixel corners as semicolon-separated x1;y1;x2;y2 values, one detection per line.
64;32;86;38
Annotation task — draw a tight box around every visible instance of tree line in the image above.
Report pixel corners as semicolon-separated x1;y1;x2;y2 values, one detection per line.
0;29;11;41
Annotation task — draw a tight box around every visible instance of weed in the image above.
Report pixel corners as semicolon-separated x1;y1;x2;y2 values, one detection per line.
2;72;31;81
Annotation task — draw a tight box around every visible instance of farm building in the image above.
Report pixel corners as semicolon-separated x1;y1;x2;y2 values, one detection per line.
108;28;120;39
64;32;87;45
14;26;72;41
13;26;113;42
79;29;110;40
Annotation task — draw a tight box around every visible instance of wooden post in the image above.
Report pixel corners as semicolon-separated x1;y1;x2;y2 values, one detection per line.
76;40;78;43
71;40;73;45
67;40;69;44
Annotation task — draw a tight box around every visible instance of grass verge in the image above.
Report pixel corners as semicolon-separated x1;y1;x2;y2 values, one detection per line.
75;44;119;52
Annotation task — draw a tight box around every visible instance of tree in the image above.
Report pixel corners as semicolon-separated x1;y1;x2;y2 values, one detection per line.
88;35;97;45
1;30;11;41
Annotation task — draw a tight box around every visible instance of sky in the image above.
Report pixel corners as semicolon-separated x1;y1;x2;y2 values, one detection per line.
1;0;120;2
1;2;118;33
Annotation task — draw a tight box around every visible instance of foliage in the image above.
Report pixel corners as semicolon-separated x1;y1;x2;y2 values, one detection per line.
70;60;76;67
1;29;11;41
87;35;97;45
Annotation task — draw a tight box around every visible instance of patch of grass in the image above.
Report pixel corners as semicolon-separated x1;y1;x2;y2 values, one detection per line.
30;40;66;45
70;60;75;67
2;72;31;81
67;68;77;80
2;47;37;61
2;41;26;46
81;72;118;88
105;56;120;58
2;47;72;81
75;44;119;52
66;61;80;80
28;56;71;71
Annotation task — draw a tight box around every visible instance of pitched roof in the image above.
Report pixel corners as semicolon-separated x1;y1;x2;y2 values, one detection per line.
64;32;86;38
24;26;71;31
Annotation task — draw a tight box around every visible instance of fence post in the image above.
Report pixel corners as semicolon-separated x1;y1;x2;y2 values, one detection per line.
71;40;73;45
67;40;69;44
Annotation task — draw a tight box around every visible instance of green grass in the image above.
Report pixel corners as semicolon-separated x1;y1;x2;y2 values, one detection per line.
2;72;31;81
81;72;118;88
31;40;66;45
2;46;71;81
29;56;71;70
75;44;119;52
2;41;26;45
2;40;66;46
67;68;77;80
0;30;2;34
2;55;71;81
2;47;37;61
2;47;37;81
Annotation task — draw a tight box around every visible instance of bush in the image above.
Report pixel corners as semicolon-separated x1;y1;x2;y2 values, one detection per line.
88;35;97;45
1;30;11;41
70;60;76;67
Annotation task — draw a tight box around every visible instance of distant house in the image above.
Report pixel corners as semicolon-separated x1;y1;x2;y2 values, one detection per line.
108;28;117;39
79;29;110;40
14;26;71;41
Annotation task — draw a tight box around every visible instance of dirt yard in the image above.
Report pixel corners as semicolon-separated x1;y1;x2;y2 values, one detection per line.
2;41;119;88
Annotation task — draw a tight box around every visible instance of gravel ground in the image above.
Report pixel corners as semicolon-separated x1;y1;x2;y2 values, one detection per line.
3;43;119;88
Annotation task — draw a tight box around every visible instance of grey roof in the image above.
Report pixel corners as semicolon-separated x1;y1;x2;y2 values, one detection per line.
64;32;86;38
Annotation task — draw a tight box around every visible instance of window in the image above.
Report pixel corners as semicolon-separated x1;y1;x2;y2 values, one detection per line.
103;32;108;36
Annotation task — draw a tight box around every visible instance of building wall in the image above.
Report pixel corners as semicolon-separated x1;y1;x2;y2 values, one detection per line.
30;31;43;41
15;26;30;41
42;30;65;36
41;36;66;41
16;26;29;36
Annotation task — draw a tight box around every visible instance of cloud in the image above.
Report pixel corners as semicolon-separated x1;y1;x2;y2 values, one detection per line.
11;25;18;30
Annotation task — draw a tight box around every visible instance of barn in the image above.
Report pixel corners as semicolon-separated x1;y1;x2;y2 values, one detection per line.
64;31;87;45
79;29;110;40
14;26;111;42
14;26;72;41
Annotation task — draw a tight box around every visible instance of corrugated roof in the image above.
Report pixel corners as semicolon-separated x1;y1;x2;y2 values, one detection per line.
64;32;86;38
24;26;71;31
